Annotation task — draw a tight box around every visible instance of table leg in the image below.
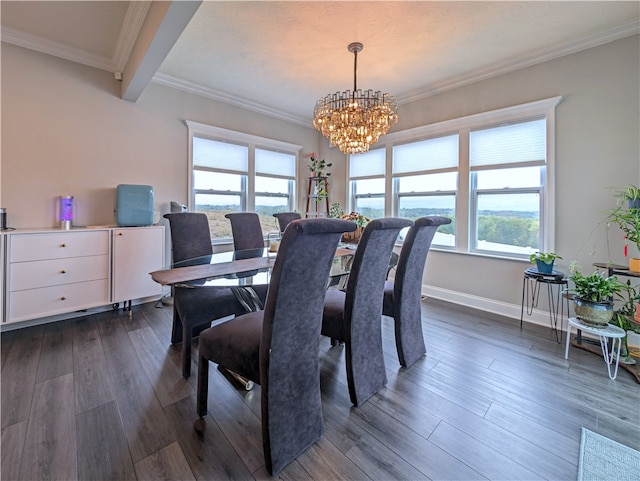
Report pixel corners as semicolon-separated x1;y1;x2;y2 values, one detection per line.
546;282;563;343
520;276;526;328
565;324;572;359
601;335;623;380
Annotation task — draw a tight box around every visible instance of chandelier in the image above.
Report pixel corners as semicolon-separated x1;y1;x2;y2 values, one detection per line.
313;42;398;155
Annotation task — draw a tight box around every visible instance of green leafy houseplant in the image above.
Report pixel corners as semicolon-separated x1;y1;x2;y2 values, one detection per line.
607;185;640;271
570;270;624;303
329;202;344;219
304;152;332;178
608;203;640;250
529;252;561;264
611;280;640;364
529;252;561;274
619;184;640;208
569;269;625;326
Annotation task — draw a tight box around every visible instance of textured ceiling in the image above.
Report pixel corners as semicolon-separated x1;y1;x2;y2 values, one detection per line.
2;1;639;124
157;1;639;121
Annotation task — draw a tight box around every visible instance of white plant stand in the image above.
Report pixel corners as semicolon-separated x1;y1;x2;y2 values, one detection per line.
565;317;626;379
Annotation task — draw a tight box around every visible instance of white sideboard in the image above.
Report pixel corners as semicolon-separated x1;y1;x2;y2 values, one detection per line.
2;226;164;327
111;227;164;303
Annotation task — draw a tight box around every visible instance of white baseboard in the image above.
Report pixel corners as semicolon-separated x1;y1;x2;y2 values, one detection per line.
422;285;566;330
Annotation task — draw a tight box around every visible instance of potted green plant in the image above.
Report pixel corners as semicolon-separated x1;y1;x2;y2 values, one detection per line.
304;152;332;178
607;186;640;272
619;185;640;210
529;252;562;274
569;268;625;326
329;201;344;219
611;279;640;365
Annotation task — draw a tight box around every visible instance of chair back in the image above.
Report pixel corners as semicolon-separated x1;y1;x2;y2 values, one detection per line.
272;212;302;233
391;216;451;367
259;218;356;474
343;217;413;404
225;212;265;250
163;213;212;263
394;216;451;310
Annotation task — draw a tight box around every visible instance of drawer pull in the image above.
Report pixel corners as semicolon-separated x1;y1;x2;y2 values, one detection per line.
118;233;123;236
60;270;66;274
61;243;67;247
60;296;66;301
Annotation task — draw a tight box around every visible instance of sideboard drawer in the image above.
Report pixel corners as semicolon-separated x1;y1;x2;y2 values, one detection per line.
8;279;110;323
9;255;109;291
10;231;109;262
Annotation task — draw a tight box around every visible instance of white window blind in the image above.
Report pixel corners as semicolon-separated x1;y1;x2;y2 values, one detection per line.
350;148;386;178
469;118;546;168
393;134;459;174
255;149;295;177
193;138;248;172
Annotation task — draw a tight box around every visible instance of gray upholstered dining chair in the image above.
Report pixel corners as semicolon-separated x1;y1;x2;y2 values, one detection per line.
225;212;265;250
194;218;356;476
272;212;301;233
164;212;249;378
321;217;413;406
382;216;452;368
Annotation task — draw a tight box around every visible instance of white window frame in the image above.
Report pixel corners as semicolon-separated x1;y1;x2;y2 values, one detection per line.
186;121;302;242
350;96;562;258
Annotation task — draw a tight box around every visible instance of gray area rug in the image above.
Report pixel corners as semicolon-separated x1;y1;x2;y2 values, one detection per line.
578;428;640;481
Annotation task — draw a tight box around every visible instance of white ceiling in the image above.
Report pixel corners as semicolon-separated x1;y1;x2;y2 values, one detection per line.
2;1;639;125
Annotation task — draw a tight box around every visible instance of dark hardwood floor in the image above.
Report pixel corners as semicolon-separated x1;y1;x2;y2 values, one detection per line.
1;298;639;480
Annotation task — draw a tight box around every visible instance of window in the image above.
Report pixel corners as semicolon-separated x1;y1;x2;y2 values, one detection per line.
347;96;561;258
393;134;459;246
469;118;546;256
348;148;386;220
187;121;301;241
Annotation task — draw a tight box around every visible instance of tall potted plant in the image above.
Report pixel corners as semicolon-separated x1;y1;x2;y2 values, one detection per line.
611;279;640;365
608;185;640;272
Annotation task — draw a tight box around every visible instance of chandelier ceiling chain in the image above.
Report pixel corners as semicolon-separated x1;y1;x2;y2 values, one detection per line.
313;42;398;155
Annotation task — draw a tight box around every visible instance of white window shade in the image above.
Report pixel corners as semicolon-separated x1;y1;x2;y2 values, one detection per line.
393;134;458;174
193;137;248;172
470;118;546;168
350;148;386;178
256;149;296;177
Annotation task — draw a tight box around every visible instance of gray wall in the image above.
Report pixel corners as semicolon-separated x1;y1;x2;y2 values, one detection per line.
2;35;638;323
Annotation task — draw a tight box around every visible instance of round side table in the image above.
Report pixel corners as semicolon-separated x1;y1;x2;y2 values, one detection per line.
520;267;568;342
564;317;626;379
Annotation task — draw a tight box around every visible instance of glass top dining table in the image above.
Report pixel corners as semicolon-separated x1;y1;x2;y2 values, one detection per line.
149;246;356;289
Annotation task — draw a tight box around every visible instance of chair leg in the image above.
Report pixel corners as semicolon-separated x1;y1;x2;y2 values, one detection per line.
196;355;209;418
170;305;183;345
194;354;209;437
182;321;193;378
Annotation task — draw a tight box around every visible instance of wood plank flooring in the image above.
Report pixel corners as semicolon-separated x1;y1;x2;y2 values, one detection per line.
1;299;639;480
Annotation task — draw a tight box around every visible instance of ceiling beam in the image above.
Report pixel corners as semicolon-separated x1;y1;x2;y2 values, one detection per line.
121;0;201;102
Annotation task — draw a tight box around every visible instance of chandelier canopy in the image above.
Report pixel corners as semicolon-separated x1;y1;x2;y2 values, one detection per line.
313;42;398;155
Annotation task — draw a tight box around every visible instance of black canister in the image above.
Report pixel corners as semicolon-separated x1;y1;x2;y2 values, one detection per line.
0;208;6;230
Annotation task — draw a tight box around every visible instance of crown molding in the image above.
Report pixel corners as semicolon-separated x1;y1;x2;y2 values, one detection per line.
1;25;115;72
152;73;312;128
397;20;640;106
1;1;151;74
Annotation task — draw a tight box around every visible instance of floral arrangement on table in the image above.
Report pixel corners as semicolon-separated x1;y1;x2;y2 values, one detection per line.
340;211;370;243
